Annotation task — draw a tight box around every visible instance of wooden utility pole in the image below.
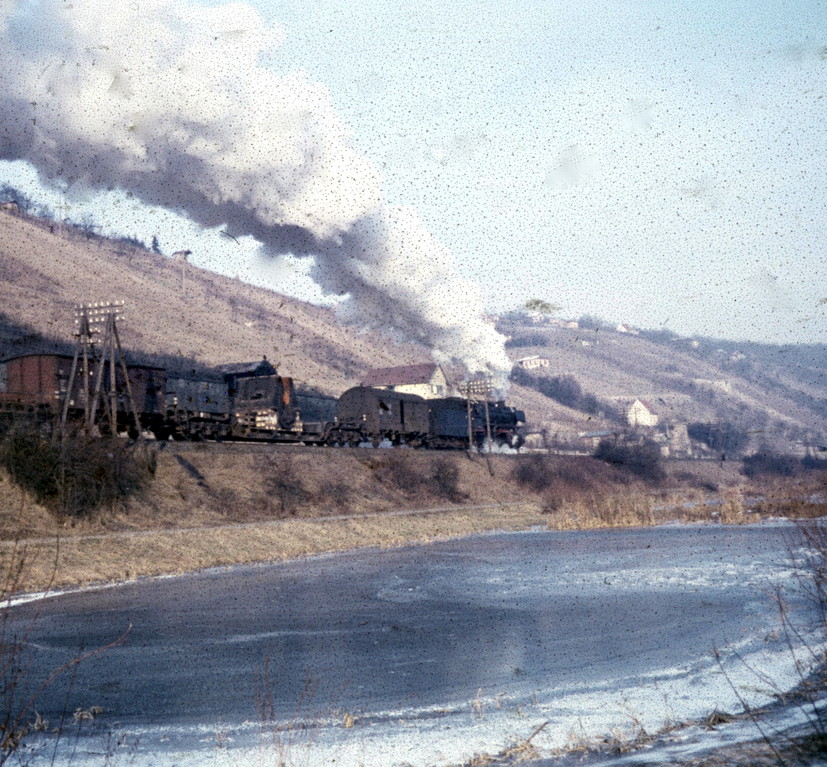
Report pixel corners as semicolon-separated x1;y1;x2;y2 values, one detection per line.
459;377;494;453
60;301;140;439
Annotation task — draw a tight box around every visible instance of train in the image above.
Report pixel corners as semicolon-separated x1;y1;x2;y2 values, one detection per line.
0;353;525;449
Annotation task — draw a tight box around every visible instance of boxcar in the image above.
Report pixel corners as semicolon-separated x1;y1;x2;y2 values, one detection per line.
334;386;430;445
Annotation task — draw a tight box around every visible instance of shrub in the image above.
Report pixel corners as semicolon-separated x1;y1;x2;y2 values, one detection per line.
0;432;60;503
512;454;600;492
593;438;665;482
321;479;353;511
0;432;156;518
511;454;556;492
115;234;147;249
511;368;622;422
687;422;750;454
429;458;465;502
371;453;428;496
577;314;609;331
741;450;801;478
505;333;548;349
802;455;827;472
260;455;309;516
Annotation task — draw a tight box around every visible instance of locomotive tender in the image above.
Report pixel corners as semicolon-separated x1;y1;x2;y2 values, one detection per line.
0;353;525;449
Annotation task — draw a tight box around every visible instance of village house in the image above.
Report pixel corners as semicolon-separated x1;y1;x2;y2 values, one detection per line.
360;363;449;399
627;398;659;427
515;355;551;370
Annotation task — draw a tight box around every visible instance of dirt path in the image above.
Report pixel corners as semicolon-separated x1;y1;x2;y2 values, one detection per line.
6;500;534;547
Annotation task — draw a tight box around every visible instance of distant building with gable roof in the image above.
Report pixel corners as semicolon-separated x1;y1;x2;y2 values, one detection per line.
360;363;448;399
627;398;659;427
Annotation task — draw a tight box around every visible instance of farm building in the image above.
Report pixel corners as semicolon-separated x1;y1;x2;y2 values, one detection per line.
361;363;448;399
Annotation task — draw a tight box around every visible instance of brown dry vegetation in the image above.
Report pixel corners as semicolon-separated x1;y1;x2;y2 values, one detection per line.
0;443;824;594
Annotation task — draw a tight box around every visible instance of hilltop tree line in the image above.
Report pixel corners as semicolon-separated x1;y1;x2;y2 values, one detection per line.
1;183;163;254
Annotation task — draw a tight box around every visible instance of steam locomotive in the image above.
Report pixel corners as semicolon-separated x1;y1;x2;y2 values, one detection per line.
0;353;525;449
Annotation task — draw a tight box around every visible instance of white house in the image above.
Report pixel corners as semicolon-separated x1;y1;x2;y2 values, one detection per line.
360;363;449;399
627;398;659;427
516;355;551;370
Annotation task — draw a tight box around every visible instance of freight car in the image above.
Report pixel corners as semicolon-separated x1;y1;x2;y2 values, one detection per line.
0;353;525;449
0;354;303;442
0;353;165;437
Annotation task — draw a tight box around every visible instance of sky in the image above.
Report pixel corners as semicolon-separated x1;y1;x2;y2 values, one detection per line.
1;0;825;346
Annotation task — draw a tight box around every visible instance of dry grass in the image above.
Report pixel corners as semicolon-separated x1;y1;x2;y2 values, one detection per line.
545;493;657;530
0;500;546;594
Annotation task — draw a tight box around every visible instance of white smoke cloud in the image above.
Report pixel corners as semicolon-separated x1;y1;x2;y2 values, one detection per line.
0;0;511;383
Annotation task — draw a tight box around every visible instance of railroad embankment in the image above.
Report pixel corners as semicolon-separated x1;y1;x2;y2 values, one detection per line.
0;444;823;594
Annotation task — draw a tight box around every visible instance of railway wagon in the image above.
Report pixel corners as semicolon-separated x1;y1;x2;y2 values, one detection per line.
0;353;165;435
333;386;430;446
121;365;166;422
161;374;230;440
293;390;338;443
0;354;80;410
426;397;473;449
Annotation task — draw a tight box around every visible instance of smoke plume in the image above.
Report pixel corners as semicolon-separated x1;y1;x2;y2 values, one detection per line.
0;0;511;384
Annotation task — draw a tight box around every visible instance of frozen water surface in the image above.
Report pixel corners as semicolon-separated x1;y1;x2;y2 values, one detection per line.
6;521;823;766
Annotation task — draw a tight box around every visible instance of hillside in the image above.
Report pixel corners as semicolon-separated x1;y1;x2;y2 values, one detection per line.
1;208;825;452
501;318;827;450
0;209;425;395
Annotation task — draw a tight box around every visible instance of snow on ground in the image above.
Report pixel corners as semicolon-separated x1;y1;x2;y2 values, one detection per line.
11;521;826;767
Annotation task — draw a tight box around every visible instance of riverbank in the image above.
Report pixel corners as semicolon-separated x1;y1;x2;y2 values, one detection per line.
1;444;824;594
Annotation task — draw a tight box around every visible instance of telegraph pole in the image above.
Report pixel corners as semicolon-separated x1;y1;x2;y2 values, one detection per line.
459;377;494;452
62;301;139;438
